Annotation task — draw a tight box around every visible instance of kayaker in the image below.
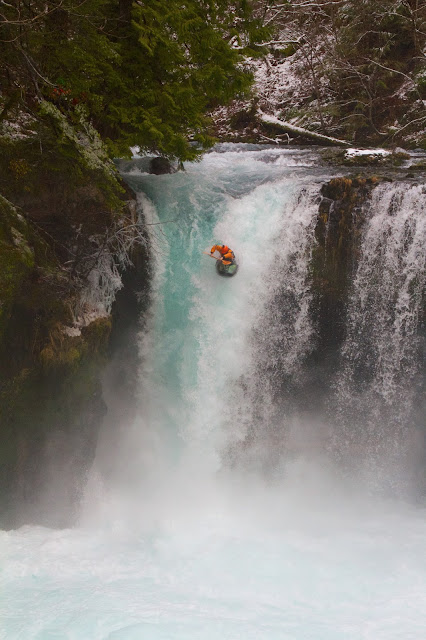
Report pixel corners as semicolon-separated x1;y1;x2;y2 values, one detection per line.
210;244;235;266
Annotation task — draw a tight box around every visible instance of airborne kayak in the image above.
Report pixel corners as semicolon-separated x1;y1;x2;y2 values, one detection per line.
216;260;239;277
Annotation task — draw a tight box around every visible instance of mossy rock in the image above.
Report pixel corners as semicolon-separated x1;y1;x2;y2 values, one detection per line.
0;104;126;226
0;197;35;336
82;316;112;353
0;313;113;526
149;156;176;175
321;148;410;168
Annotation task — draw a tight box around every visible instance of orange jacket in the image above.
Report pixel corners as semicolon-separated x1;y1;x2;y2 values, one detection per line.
210;244;234;263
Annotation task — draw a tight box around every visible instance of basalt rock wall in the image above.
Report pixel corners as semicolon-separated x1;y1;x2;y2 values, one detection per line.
0;193;148;528
300;176;380;408
0;109;149;528
310;176;377;353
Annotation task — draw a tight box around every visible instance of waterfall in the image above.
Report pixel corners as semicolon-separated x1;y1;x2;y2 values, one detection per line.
342;183;425;401
1;147;426;640
87;147;326;525
331;182;426;491
89;152;426;505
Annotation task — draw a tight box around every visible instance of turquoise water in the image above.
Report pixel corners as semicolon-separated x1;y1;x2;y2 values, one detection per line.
2;499;426;640
1;146;426;639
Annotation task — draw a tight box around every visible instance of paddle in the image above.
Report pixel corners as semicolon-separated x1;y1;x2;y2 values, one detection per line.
203;251;222;261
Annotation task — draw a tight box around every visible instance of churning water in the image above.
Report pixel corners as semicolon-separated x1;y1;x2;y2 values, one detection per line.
1;146;425;639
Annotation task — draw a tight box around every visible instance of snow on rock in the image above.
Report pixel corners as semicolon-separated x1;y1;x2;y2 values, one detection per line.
345;148;391;157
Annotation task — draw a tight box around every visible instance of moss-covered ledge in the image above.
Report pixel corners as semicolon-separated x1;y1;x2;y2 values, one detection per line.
0;103;149;528
0;196;36;336
0;196;114;527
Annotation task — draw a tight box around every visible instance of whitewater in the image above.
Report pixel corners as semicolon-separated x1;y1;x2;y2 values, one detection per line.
1;145;426;639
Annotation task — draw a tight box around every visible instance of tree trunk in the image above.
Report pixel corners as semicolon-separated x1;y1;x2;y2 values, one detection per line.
258;111;350;147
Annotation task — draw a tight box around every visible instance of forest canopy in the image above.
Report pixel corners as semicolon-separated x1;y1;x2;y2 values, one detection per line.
0;0;265;160
1;1;425;156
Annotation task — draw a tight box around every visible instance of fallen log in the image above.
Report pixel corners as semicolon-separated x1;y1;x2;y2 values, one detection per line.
259;111;350;147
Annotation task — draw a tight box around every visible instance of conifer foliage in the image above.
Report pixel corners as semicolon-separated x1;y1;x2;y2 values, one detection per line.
0;0;261;159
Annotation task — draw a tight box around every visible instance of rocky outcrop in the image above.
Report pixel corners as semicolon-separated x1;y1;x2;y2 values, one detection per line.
0;193;147;527
149;156;176;175
0;105;149;528
1;317;111;527
310;176;378;352
0;204;112;525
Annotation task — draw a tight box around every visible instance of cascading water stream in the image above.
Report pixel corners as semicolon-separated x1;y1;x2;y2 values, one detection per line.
341;183;425;400
331;182;426;490
1;146;425;640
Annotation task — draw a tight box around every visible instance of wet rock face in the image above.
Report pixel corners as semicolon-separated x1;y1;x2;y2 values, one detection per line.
0;182;149;528
308;177;376;378
0;317;112;528
315;177;373;289
0;198;35;340
149;156;175;175
0;187;150;528
255;176;380;425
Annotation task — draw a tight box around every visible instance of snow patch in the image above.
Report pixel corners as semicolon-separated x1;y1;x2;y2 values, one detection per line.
345;148;391;157
62;326;82;337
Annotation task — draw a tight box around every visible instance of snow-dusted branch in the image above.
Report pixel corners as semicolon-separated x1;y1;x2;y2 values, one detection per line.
364;58;416;83
251;39;301;47
269;0;345;7
391;114;426;138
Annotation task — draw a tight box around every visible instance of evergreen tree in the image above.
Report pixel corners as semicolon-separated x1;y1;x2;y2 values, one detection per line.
0;0;263;160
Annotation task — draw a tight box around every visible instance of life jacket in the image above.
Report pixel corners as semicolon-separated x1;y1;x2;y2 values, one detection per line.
211;244;230;256
222;249;235;264
211;244;235;265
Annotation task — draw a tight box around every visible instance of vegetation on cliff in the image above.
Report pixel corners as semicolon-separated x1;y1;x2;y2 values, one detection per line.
1;0;263;160
212;0;426;148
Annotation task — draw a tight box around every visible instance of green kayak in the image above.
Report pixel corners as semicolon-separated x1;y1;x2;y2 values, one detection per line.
216;260;239;277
